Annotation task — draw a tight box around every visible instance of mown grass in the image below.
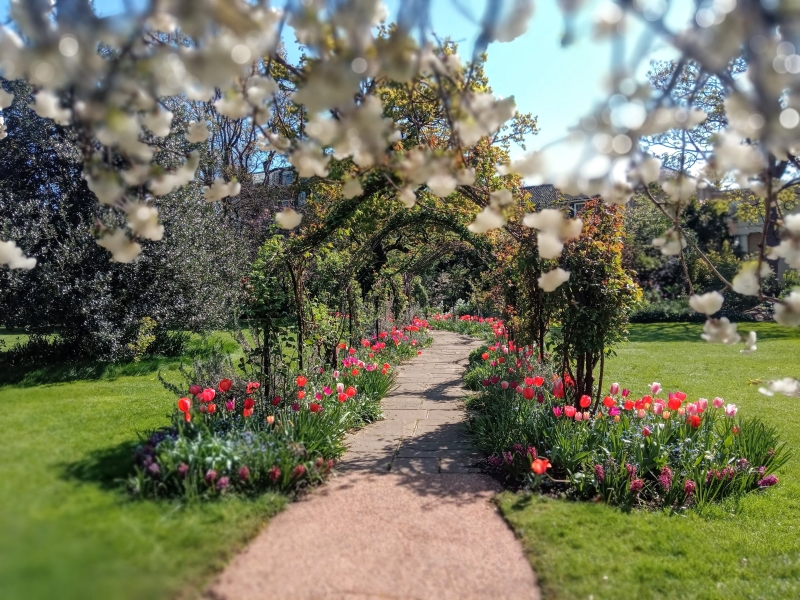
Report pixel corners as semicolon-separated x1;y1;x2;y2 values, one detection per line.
0;347;286;600
498;322;800;600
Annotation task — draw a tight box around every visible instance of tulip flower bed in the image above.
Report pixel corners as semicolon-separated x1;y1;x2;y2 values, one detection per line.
465;338;789;510
130;320;432;499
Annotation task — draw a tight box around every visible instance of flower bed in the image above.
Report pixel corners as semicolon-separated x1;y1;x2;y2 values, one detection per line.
130;318;432;499
463;324;789;510
429;313;502;337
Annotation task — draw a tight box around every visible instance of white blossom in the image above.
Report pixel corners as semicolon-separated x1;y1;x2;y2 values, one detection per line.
342;178;363;199
84;172;123;206
758;378;800;398
662;177;696;206
30;90;71;125
0;116;6;140
774;290;800;327
275;208;303;230
537;232;564;260
203;178;241;202
398;187;417;208
186;120;210;143
467;207;506;233
455;93;516;146
149;151;199;197
700;317;740;345
732;261;772;297
141;108;173;138
740;331;757;354
0;89;13;109
214;93;250;119
490;0;535;43
427;174;457;198
0;240;36;269
769;214;800;269
125;203;164;241
688;291;724;315
96;229;142;263
288;142;330;178
652;229;686;256
246;76;277;105
538;268;570;292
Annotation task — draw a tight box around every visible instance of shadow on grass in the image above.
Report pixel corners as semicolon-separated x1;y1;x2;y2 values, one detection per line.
625;322;800;344
61;440;139;493
0;356;185;388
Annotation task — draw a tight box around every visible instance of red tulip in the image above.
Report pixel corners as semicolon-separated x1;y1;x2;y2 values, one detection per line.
189;385;201;396
532;376;544;387
579;395;592;408
244;398;255;410
184;412;191;422
243;408;253;418
482;379;490;386
346;386;356;397
482;352;489;360
490;376;499;384
553;379;564;399
297;390;306;400
689;415;701;428
348;347;356;355
309;402;322;413
177;397;191;412
668;397;682;411
351;368;360;376
674;391;687;401
207;403;217;414
524;377;535;386
338;392;347;402
564;406;576;418
219;379;232;392
271;396;281;406
603;396;616;408
623;400;634;410
200;388;215;402
531;458;551;475
536;391;544;404
523;387;535;400
296;375;308;387
246;382;260;394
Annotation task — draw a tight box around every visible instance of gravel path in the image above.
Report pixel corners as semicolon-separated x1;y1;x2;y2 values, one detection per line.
208;331;540;600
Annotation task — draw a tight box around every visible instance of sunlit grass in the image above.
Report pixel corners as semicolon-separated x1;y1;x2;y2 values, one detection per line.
499;322;800;600
0;356;285;600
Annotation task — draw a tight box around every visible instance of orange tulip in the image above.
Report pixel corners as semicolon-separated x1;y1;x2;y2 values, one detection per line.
531;458;551;475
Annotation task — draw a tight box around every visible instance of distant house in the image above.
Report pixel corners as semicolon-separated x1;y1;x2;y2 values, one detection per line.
521;184;592;217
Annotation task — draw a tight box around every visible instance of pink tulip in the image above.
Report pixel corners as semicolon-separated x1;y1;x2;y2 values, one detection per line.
333;370;340;379
697;398;708;412
501;381;509;389
637;409;646;418
337;383;345;393
574;411;583;421
552;406;563;417
622;388;631;398
225;400;235;411
686;403;698;415
713;397;724;409
651;382;661;395
491;360;498;367
315;392;323;401
583;411;590;420
609;382;620;395
516;386;524;394
724;404;738;418
643;426;651;437
323;386;332;396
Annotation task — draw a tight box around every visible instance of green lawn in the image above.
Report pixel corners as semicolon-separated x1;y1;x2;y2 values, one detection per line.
0;357;285;600
499;322;800;600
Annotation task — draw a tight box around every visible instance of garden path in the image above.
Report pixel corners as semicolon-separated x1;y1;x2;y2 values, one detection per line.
208;331;539;600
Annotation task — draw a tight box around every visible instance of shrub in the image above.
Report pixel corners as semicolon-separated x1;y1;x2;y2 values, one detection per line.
466;337;790;510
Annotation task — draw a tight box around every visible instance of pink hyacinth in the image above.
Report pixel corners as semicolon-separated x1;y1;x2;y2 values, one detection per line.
713;397;724;408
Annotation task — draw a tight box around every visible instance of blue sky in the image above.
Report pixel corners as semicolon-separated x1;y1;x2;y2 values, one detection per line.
2;0;693;153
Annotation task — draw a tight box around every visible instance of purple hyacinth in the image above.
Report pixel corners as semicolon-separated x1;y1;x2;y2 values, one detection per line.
177;462;189;478
147;462;160;477
487;455;504;468
216;476;230;491
625;463;637;480
658;465;673;491
512;444;525;455
502;451;513;464
629;478;644;493
756;466;766;476
594;464;605;483
736;458;750;472
758;474;778;488
527;446;537;460
205;469;217;484
238;466;250;481
683;479;696;496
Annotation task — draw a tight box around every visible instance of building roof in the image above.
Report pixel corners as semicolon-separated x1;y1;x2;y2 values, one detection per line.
521;184;590;210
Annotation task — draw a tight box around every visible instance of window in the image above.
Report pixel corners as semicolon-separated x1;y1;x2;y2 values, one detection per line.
571;201;586;216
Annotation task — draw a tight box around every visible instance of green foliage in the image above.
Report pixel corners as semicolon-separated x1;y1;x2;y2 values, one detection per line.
126;317;158;362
